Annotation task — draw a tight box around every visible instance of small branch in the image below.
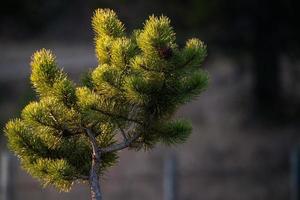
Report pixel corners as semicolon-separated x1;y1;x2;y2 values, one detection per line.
91;107;143;125
99;111;157;154
34;116;81;138
85;128;100;160
139;64;163;72
180;54;196;69
119;127;127;140
49;110;59;125
74;175;89;180
116;122;127;140
100;131;142;153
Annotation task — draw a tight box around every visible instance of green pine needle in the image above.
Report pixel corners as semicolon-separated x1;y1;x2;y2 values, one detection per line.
4;8;209;192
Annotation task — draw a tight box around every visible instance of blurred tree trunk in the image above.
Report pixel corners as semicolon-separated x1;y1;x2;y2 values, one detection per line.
252;0;281;112
1;150;14;200
253;27;280;110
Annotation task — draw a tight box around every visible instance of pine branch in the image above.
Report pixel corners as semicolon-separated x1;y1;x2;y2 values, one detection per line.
139;64;163;72
4;9;208;195
34;117;80;138
85;128;102;200
48;110;82;137
85;128;100;158
100;131;142;153
74;175;89;180
91;107;143;125
116;122;128;140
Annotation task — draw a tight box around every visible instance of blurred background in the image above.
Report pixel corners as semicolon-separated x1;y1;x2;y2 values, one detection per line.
1;0;300;199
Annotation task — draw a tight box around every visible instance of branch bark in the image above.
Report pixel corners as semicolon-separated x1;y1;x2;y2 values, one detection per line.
86;128;102;200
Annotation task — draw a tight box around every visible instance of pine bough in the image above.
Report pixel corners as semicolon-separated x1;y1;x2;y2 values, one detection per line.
4;9;208;200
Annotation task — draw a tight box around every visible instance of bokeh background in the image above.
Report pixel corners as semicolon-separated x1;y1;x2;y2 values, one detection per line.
1;0;300;199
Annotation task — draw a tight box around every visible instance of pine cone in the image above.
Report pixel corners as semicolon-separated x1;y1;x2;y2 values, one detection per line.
157;46;173;59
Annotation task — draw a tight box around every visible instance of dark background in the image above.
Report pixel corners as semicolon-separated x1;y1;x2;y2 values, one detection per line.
0;0;300;199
